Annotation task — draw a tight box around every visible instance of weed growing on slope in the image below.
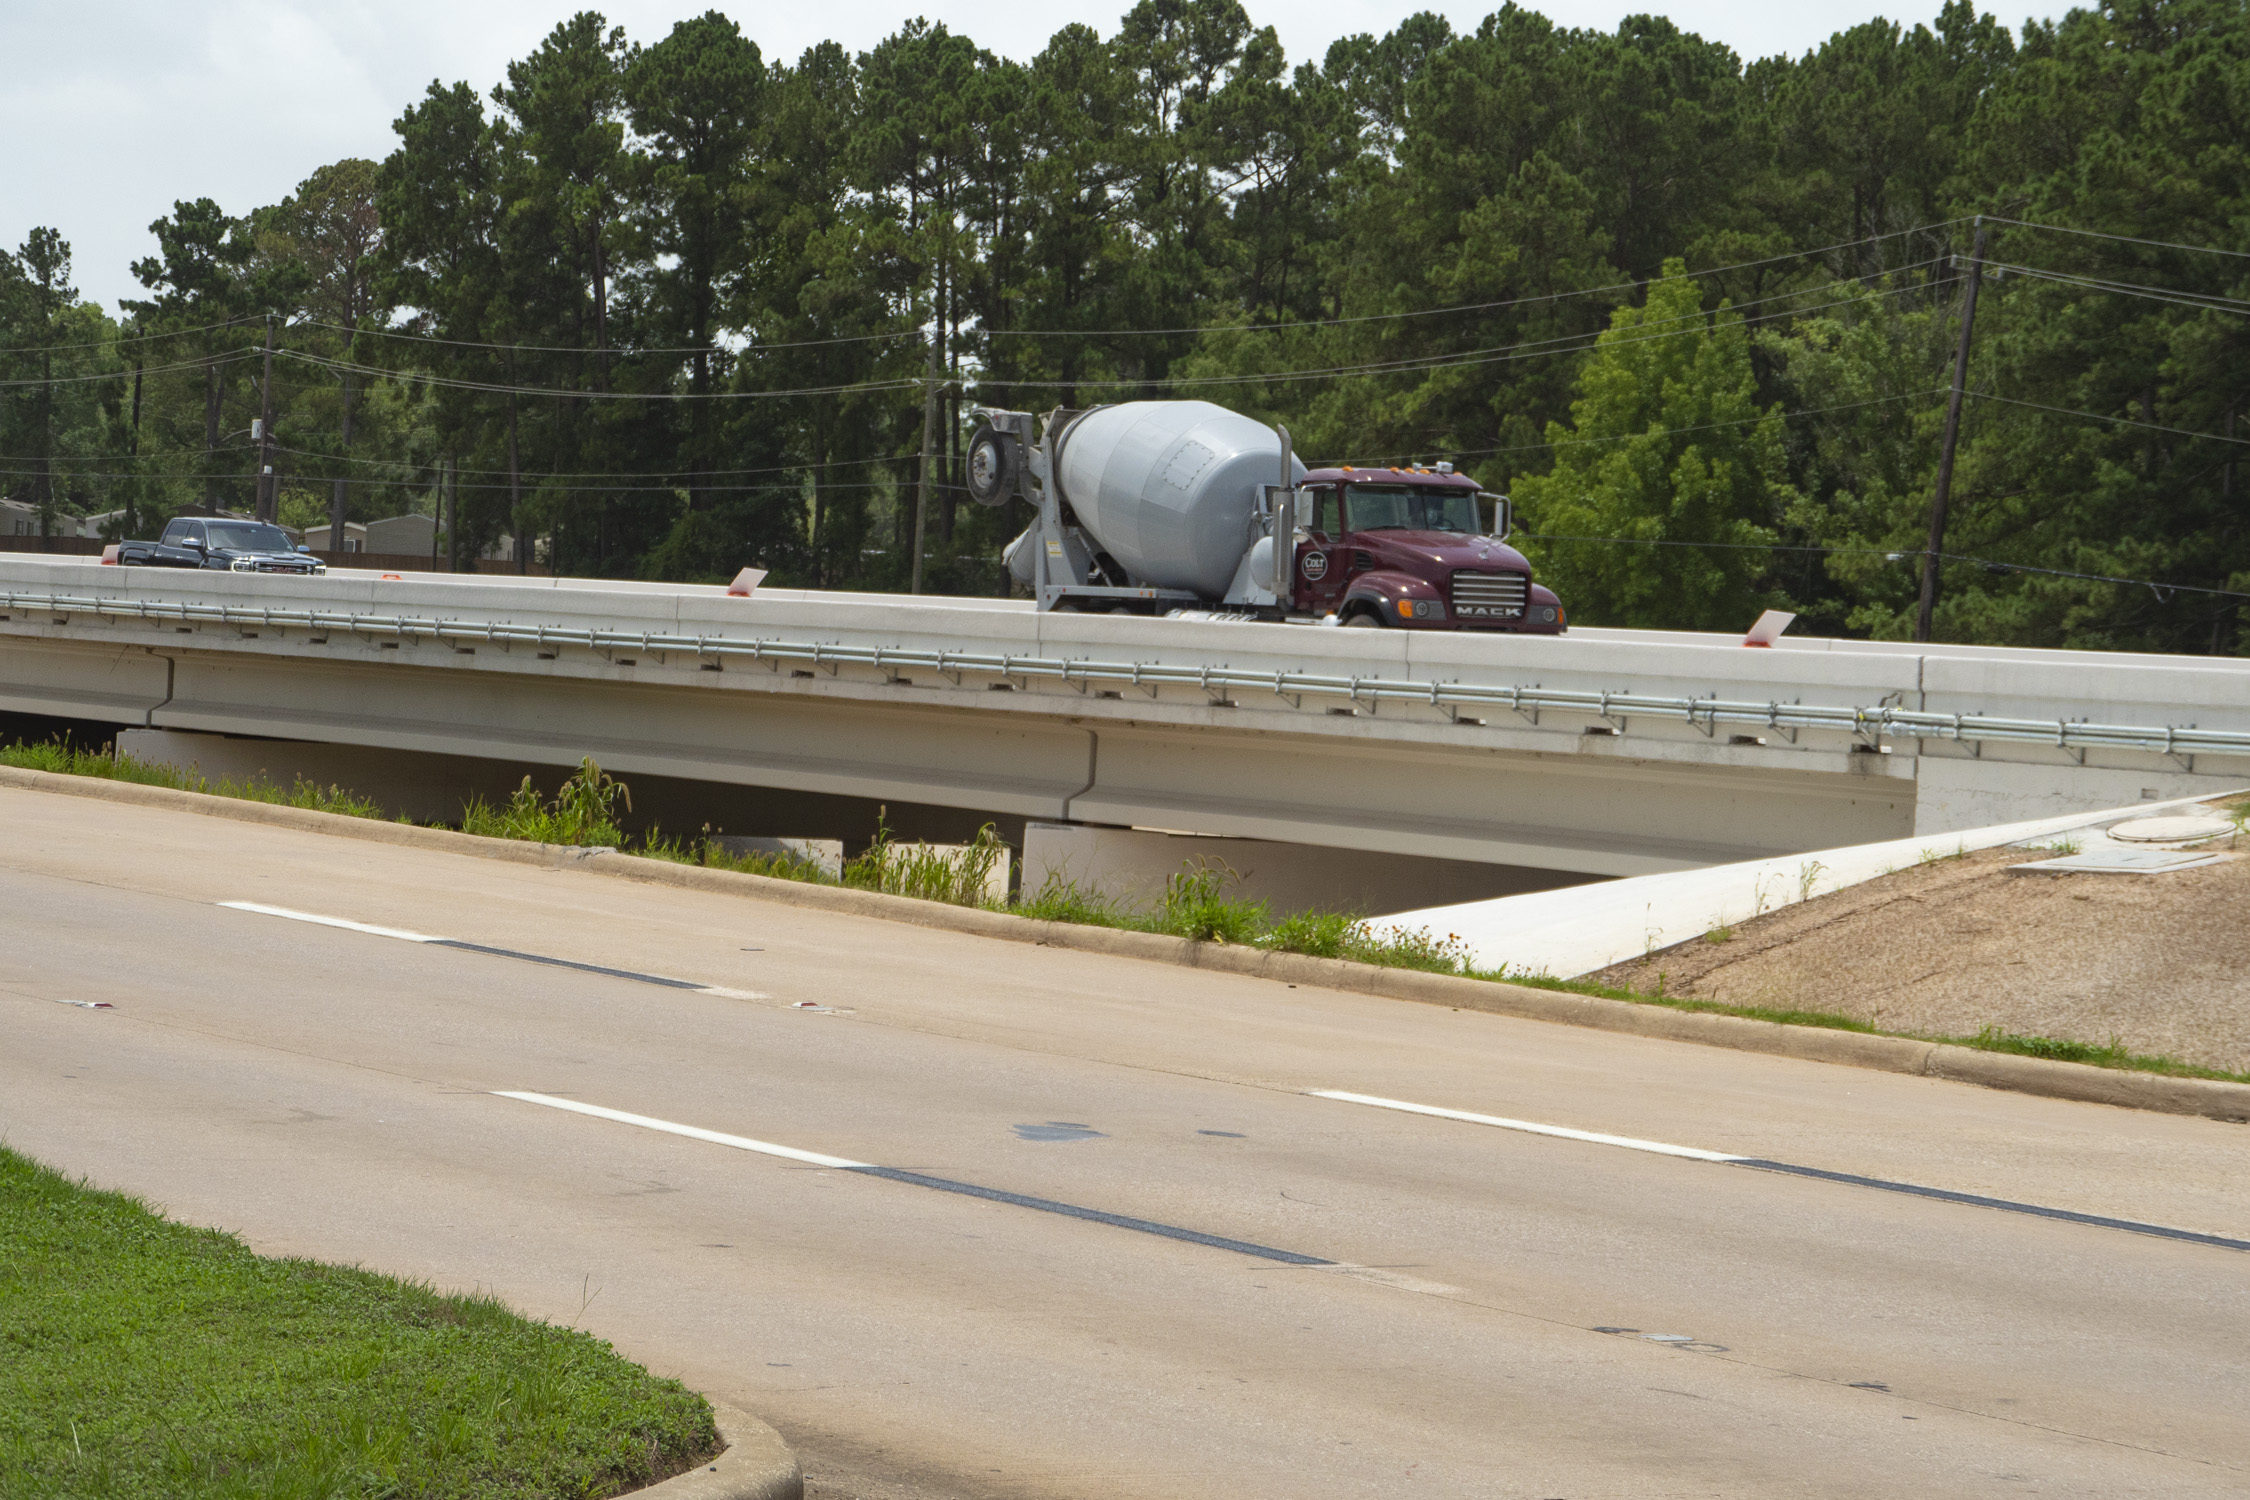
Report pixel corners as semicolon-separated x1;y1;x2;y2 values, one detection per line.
461;759;629;847
841;808;1010;906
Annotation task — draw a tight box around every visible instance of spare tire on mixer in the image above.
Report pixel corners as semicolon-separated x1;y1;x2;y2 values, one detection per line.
965;424;1023;506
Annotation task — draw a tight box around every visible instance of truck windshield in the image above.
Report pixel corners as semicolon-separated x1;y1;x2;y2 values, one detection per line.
1347;486;1480;534
206;522;296;552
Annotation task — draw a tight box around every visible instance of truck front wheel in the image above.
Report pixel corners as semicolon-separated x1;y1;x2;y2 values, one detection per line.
1341;612;1383;628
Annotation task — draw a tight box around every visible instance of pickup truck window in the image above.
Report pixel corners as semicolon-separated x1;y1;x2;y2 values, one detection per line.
1346;485;1480;534
160;520;192;545
206;522;295;552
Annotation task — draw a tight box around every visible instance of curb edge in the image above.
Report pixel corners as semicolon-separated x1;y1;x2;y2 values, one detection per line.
621;1402;801;1500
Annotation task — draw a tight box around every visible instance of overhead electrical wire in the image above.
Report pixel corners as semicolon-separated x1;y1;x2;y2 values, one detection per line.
1984;261;2250;317
1514;534;2250;603
0;349;256;388
1317;389;1953;469
1971;391;2250;445
1988;215;2250;262
261;263;1948;405
294;218;1971;359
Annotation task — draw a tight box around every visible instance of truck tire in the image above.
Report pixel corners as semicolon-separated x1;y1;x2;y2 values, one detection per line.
1341;612;1383;628
965;425;1023;507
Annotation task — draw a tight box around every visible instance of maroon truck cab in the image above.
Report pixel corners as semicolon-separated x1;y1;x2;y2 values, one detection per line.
1290;467;1564;633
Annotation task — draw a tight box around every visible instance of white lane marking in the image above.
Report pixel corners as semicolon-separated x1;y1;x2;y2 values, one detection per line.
494;1091;867;1169
220;901;768;999
1310;1090;1747;1163
219;901;444;943
1321;1263;1465;1296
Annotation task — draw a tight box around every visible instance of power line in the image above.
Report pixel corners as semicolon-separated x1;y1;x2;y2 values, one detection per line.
305;319;924;355
1988;215;2250;263
0;313;260;357
0;349;255;388
1312;390;1952;469
300;219;1971;359
1972;392;2250;446
1988;261;2250;317
1518;533;2250;603
264;269;1942;404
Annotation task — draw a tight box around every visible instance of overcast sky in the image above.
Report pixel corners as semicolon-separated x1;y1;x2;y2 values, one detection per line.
4;0;2068;315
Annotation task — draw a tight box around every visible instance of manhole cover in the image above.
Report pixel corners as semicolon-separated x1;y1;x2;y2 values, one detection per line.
2108;815;2236;843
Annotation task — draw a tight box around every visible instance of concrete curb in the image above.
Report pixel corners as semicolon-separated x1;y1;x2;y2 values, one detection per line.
7;764;2247;1125
624;1402;801;1500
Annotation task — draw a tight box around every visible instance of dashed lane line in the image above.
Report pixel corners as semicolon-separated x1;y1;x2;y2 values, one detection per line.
217;901;766;999
1311;1089;2250;1253
494;1090;1335;1266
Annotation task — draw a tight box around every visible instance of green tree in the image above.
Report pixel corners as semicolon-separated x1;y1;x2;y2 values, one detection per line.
1511;262;1794;629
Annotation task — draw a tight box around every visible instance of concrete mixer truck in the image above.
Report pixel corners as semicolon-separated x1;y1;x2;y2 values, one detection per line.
970;401;1565;632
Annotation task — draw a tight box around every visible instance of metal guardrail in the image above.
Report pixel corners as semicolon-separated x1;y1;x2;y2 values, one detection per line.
6;585;2247;759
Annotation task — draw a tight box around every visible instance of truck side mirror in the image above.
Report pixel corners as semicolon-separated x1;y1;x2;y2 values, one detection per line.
1483;492;1512;540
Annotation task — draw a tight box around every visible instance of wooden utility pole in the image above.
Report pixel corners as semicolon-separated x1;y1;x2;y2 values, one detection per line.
509;385;525;573
446;457;461;573
1917;217;1988;643
126;361;144;539
254;315;278;522
912;322;939;594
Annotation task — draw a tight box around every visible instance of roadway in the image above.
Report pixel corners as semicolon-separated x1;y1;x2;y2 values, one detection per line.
3;784;2246;1497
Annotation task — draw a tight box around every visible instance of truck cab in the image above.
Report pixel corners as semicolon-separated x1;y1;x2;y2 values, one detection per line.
1292;467;1564;632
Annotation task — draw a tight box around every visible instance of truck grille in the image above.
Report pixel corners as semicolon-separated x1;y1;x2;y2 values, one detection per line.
1449;570;1527;619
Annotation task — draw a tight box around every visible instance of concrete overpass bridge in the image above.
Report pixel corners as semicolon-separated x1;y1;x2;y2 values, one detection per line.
3;555;2245;908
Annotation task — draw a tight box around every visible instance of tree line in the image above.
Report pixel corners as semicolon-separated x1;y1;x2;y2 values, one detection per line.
2;0;2245;651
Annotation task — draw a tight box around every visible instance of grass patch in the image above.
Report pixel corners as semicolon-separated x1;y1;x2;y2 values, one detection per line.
1;739;386;820
0;1146;716;1500
461;758;630;848
1949;1026;2249;1083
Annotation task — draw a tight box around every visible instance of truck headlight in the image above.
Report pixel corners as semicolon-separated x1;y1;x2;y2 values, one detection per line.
230;557;256;572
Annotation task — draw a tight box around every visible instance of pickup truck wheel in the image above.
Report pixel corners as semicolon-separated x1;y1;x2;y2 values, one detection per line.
1341;612;1383;628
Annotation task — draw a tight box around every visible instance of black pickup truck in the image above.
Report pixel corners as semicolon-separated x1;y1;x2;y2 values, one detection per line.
112;517;327;576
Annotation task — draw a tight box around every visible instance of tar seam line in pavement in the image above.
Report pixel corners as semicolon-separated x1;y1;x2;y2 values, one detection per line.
218;902;750;995
429;939;707;989
1730;1159;2250;1252
494;1091;1332;1266
1315;1091;2250;1254
845;1166;1331;1263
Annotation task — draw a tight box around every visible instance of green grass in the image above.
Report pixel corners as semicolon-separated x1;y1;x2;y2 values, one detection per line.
460;759;630;848
13;737;2245;1087
0;1147;717;1500
0;739;386;820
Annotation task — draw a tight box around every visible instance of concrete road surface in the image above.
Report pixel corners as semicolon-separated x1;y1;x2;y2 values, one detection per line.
3;784;2246;1498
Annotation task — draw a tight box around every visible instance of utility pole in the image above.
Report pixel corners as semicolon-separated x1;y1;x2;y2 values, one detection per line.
254;315;278;522
912;321;939;595
126;361;144;540
1917;216;1988;643
446;456;461;573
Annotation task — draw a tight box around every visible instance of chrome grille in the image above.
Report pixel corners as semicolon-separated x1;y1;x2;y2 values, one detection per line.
1449;570;1527;619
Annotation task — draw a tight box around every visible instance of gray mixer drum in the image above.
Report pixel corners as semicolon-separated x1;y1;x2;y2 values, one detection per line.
1053;401;1306;599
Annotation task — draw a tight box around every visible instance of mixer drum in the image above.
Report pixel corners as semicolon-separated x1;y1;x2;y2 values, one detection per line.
1051;401;1306;600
